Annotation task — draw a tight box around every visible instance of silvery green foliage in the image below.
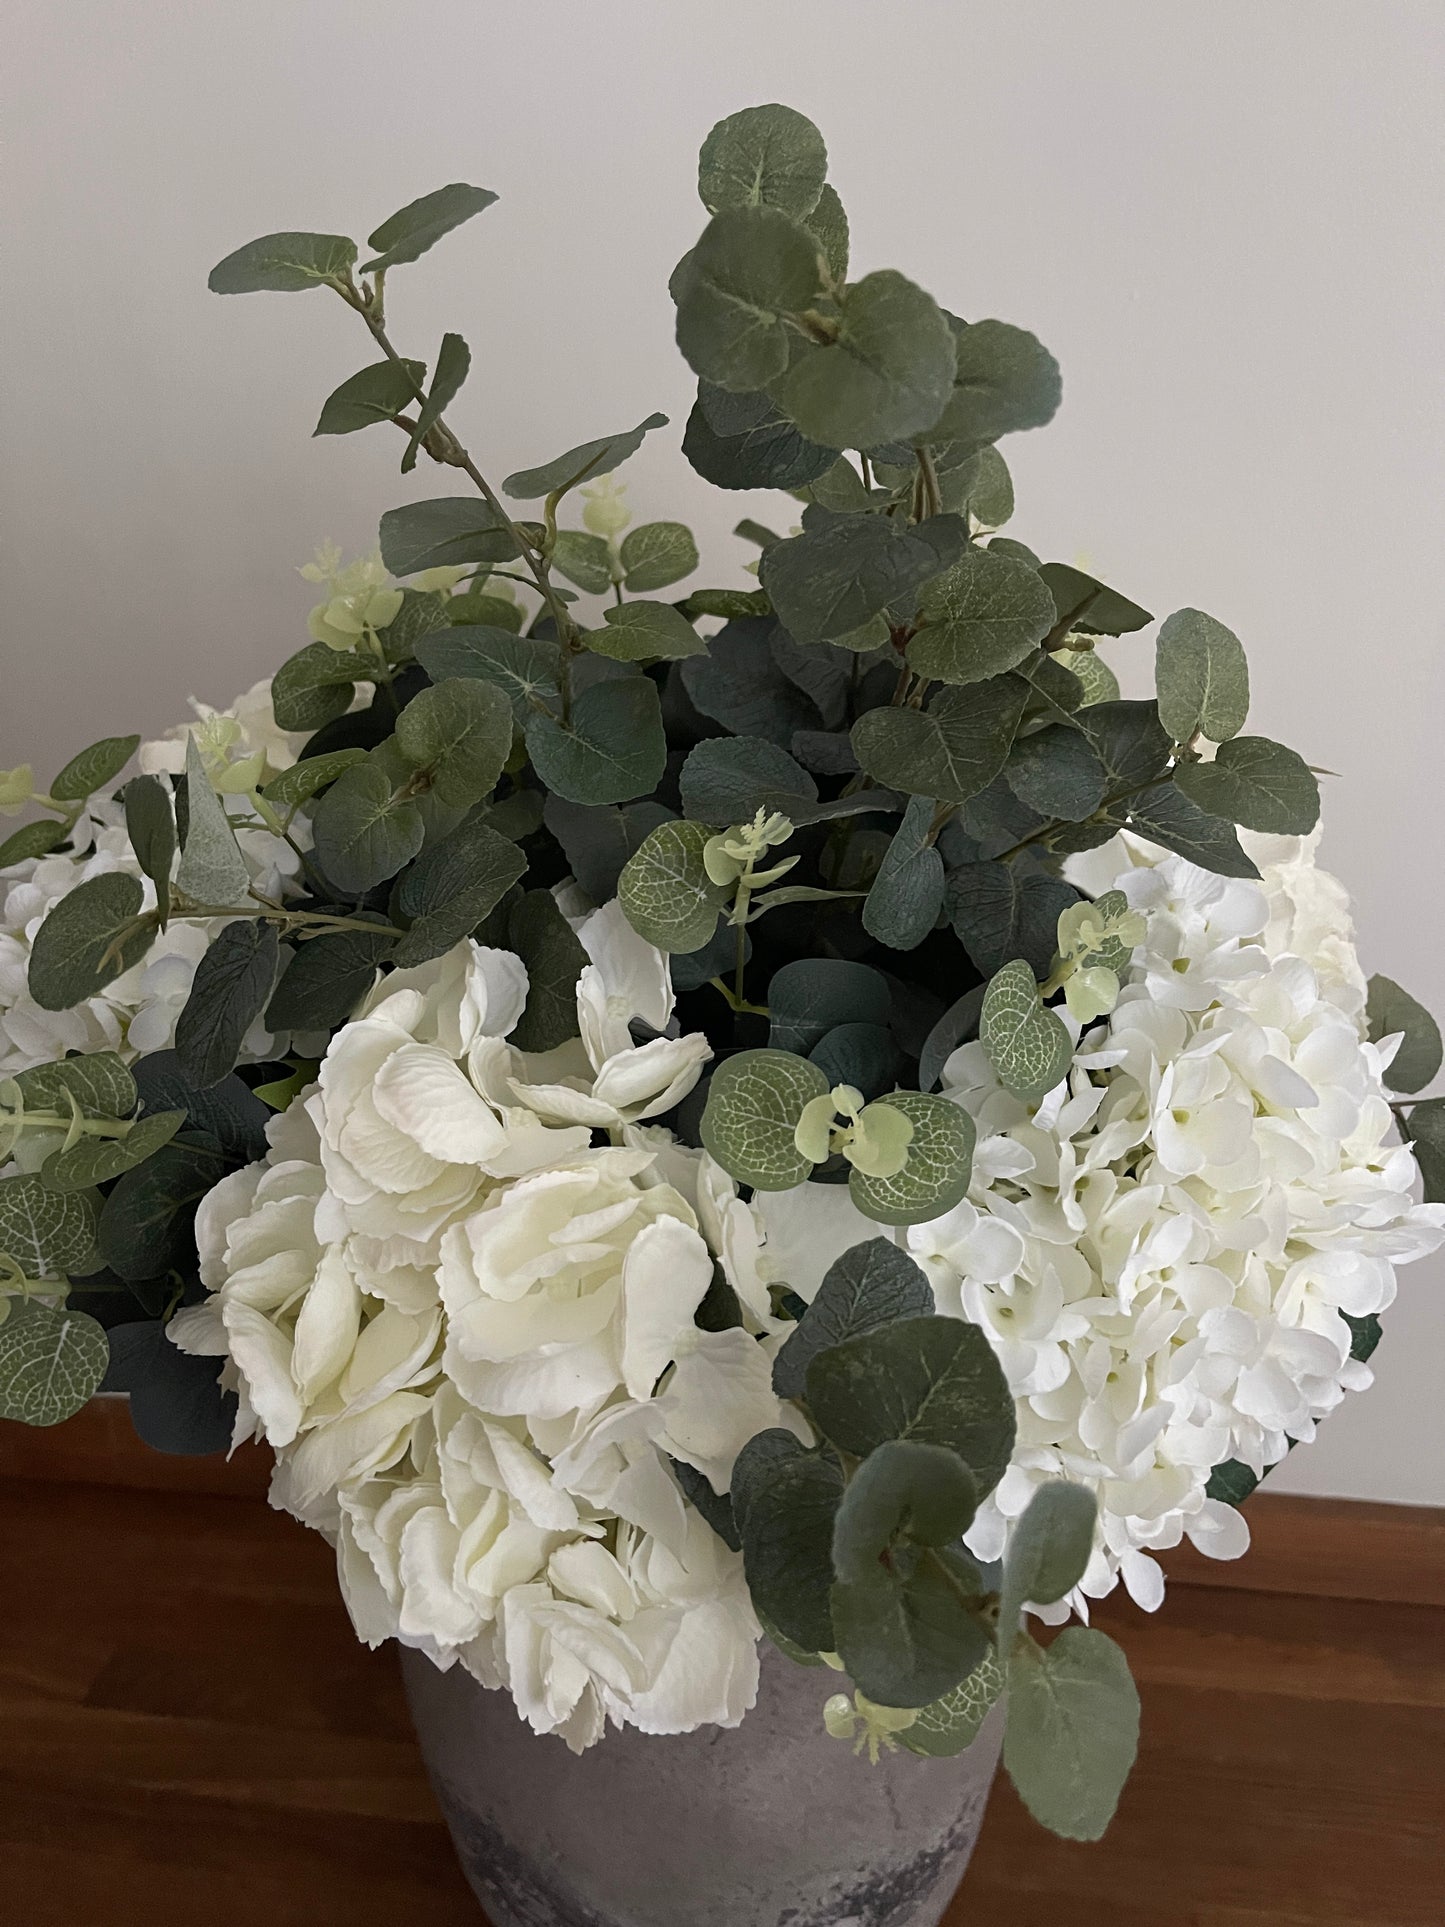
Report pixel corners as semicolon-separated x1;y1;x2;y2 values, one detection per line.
7;100;1436;1845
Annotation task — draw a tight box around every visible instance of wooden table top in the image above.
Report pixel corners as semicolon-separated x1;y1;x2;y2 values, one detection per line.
1;1421;1441;1926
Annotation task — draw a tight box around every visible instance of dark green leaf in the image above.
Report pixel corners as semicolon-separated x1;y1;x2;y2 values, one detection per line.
587;600;706;663
1405;1098;1445;1202
269;641;369;733
542;795;674;904
773;1238;934;1401
731;1429;844;1653
174;920;282;1088
998;1481;1098;1637
1003;725;1107;821
682;384;837;492
0;1300;109;1426
259;749;369;810
681;620;821;745
760;511;965;646
311;759;423;895
947;863;1079;978
0;820;67;866
41;1109;185;1192
680;736;817;825
51;735;140;802
674;206;825;391
767;958;892;1055
770;270;957;448
1155;607;1250;743
266;929;395;1032
909;550;1056;685
863;796;945;950
122;775;176;923
700;1048;829;1190
918;987;986;1093
900;1652;1006;1757
1367;976;1442;1094
1172;737;1320;836
97;1141;228;1284
551;529;614;594
392;821;529;968
503;413;668;501
379;498;524;576
14;1053;136;1120
927;318;1062;448
1126;781;1261;878
402;331;470;473
807;1313;1016;1498
103;1320;236;1456
208;230;357;294
619;522;699;593
804;183;849;282
1205;1457;1262;1506
1004;1628;1140;1842
852;676;1028;805
809;1023;902;1099
698;104;828;219
417;626;562;725
362;182;498;274
27;872;152;1012
1039;563;1152;638
314;359;424;435
395;676;512;805
507;891;587;1052
524;675;667;806
1079;700;1172;790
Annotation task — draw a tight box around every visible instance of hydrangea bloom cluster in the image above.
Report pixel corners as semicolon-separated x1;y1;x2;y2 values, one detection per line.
0;681;306;1077
917;830;1445;1611
171;907;786;1750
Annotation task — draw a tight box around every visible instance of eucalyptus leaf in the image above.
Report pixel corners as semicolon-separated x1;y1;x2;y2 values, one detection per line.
620;522;699;593
767;958;892;1056
1004;1628;1140;1842
681;619;821;745
13;1053;136;1121
267;929;395;1032
175;736;250;907
362;182;498;274
542;796;673;904
97;1141;228;1284
0;820;67;866
618;820;729;954
27;873;153;1012
809;1023;902;1100
804;182;849;282
852;676;1027;805
174;919;282;1088
698;104;828;219
395;676;512;805
1079;699;1173;791
314;359;424;436
683;383;837;492
806;1313;1016;1499
927;318;1062;448
1155;607;1250;743
700;1048;829;1190
525;676;667;806
260;748;369;810
311;759;423;894
909;550;1056;685
208;230;357;294
918;986;986;1093
863;797;945;951
1405;1098;1445;1203
1126;781;1262;878
980;959;1074;1101
269;642;368;733
380;497;523;576
846;1090;975;1226
760;509;965;646
51;735;140;803
674;207;825;392
1003;725;1107;821
730;1429;844;1653
0;1173;100;1278
680;736;817;825
0;1299;109;1426
417;626;562;724
997;1481;1099;1639
901;1651;1006;1757
1039;563;1152;638
552;529;615;594
947;863;1079;979
102;1319;237;1456
507;891;587;1053
122;775;176;925
402;330;470;473
769;270;957;448
772;1237;935;1401
1367;975;1443;1094
587;600;705;663
1172;737;1320;836
503;412;668;501
41;1109;186;1193
392;821;528;968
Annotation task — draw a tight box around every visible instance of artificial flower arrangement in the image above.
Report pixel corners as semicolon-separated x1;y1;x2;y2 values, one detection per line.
3;104;1443;1847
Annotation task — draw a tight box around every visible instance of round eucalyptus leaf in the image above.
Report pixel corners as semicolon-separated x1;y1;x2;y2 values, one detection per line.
1367;975;1443;1094
1003;1628;1140;1842
311;759;424;895
847;1090;975;1226
0;1299;109;1427
41;1110;187;1193
770;270;957;449
587;601;705;664
997;1480;1099;1637
395;676;513;805
674;207;824;393
852;677;1027;805
26;872;152;1013
524;676;668;807
1155;607;1250;744
980;959;1074;1102
1172;736;1320;836
0;1173;100;1278
618;821;729;954
698;104;828;219
619;521;700;593
909;550;1056;686
208;230;358;294
700;1048;829;1190
901;1651;1006;1758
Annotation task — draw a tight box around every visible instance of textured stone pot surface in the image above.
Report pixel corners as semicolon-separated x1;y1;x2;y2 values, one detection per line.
403;1642;1002;1927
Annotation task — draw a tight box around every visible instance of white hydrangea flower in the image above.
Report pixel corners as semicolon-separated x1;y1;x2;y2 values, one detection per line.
755;832;1443;1620
0;679;307;1077
172;931;777;1750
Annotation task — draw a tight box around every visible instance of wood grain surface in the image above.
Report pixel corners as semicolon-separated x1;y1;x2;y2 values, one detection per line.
1;1415;1441;1925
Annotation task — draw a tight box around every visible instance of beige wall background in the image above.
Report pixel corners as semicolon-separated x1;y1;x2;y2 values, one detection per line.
4;1;1442;1501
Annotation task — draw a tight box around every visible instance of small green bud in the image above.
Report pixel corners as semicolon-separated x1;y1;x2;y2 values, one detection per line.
0;765;36;816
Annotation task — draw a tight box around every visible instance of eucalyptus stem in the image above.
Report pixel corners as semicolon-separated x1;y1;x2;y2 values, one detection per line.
914;445;944;521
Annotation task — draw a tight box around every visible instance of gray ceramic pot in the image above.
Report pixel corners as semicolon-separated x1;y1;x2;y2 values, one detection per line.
403;1642;1002;1927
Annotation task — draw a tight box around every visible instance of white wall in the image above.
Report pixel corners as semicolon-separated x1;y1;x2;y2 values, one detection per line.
5;0;1442;1501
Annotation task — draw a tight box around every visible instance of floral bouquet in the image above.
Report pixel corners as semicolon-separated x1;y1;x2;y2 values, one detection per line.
3;105;1442;1849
